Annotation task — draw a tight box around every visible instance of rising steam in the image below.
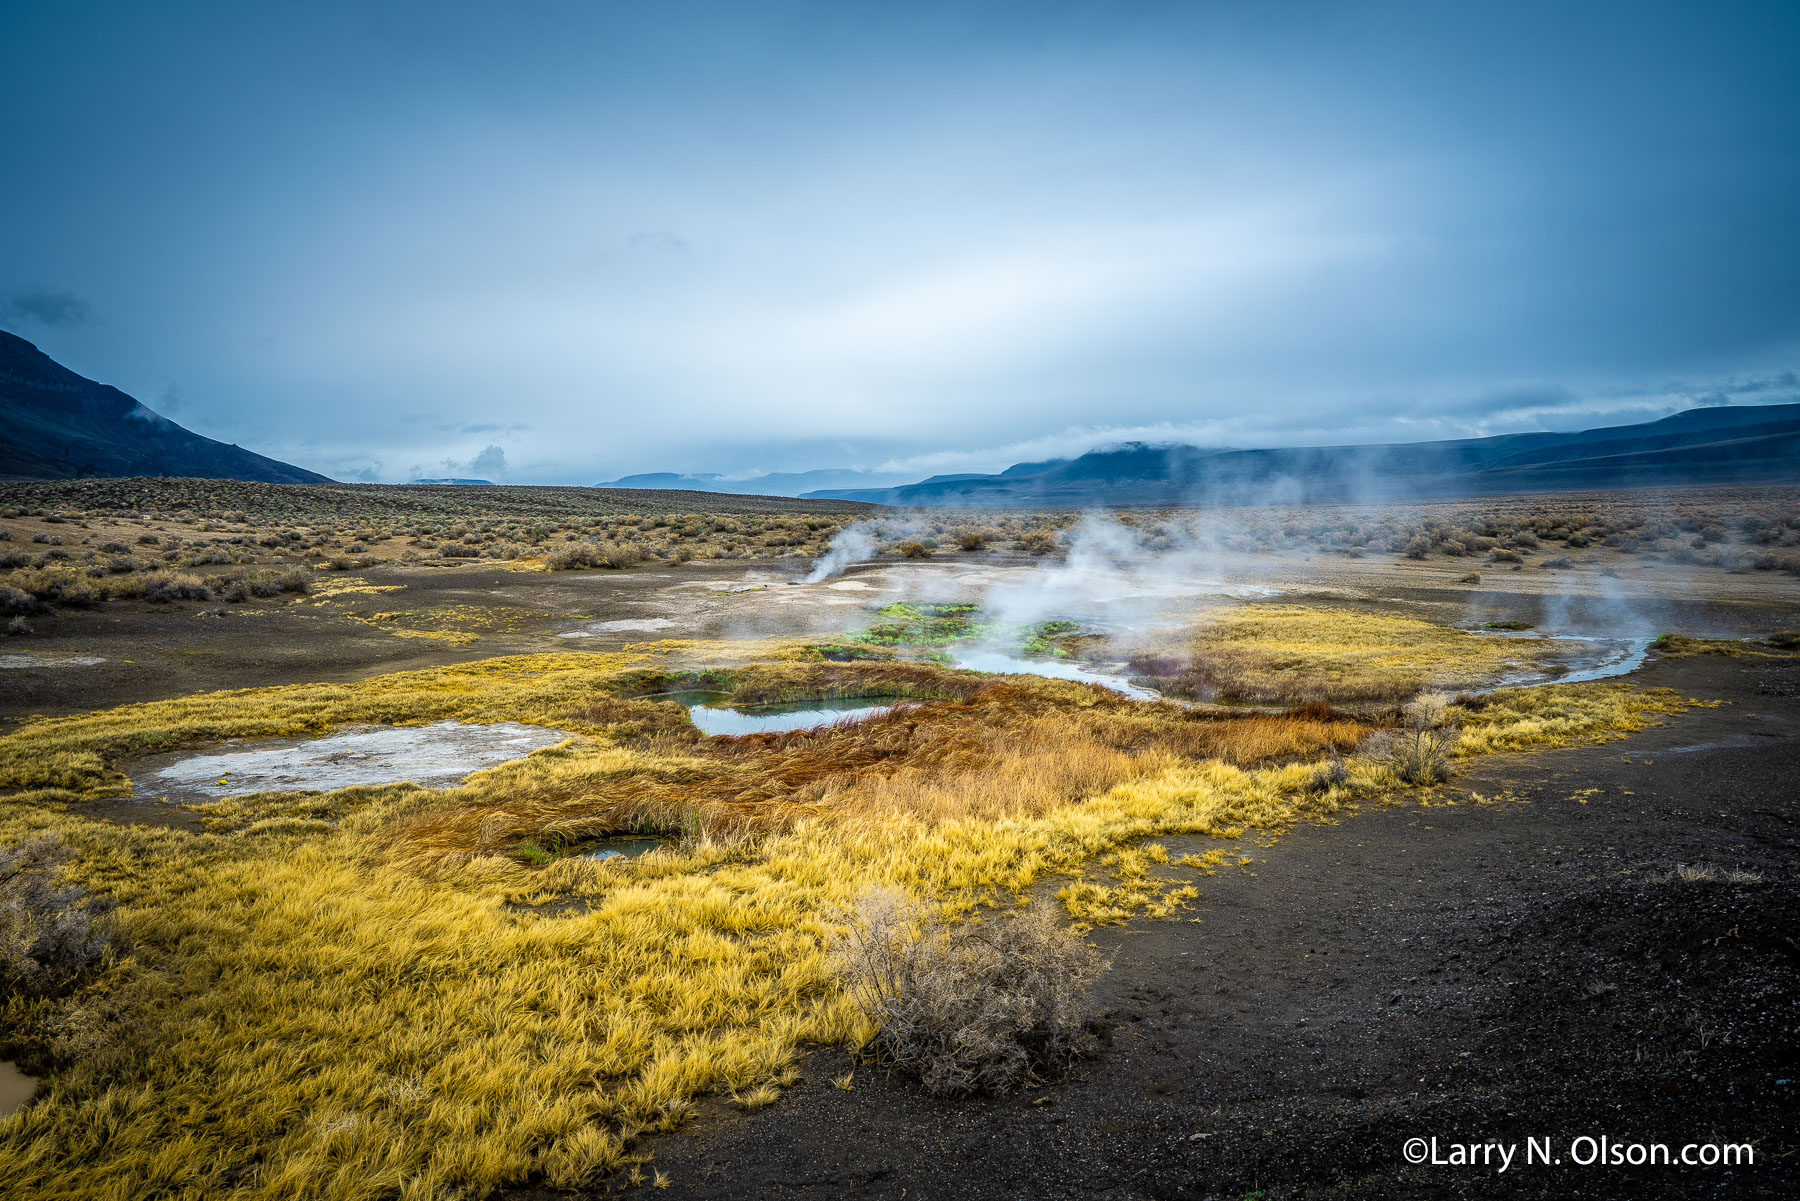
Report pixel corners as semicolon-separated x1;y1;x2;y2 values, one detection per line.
803;524;881;583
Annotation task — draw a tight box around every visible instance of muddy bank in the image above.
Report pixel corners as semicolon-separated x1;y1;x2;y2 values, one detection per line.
551;654;1799;1201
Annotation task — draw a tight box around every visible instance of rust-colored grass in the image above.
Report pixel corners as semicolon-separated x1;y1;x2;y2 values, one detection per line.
385;679;1369;869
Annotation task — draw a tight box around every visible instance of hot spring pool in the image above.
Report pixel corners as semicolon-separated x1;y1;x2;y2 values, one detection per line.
949;651;1161;700
653;691;912;736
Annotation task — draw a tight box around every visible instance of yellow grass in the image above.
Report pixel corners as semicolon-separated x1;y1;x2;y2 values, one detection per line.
1135;604;1561;702
306;576;407;603
0;643;1702;1199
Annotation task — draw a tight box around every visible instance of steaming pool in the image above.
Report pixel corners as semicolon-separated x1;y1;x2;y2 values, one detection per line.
1471;631;1655;691
949;651;1161;700
656;691;914;736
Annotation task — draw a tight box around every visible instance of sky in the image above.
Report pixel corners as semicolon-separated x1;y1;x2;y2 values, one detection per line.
3;1;1798;486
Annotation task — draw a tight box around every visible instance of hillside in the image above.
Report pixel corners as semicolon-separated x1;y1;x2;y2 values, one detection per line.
806;404;1800;507
0;330;331;484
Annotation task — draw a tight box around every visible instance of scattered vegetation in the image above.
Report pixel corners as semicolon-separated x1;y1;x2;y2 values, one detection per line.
3;483;1797;621
1654;864;1764;885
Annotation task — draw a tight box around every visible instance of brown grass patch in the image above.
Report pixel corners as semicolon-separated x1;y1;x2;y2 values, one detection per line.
384;679;1369;869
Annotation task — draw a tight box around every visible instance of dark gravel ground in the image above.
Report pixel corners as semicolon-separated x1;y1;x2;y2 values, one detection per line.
544;653;1799;1201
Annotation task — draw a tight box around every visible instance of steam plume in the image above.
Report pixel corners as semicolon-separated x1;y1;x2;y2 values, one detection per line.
804;524;880;583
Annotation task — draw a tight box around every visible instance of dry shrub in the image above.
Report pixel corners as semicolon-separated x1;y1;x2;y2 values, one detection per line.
0;585;45;617
1;834;120;1000
832;886;1105;1095
545;540;645;570
1375;728;1457;784
141;571;214;603
1372;690;1459;784
214;567;308;602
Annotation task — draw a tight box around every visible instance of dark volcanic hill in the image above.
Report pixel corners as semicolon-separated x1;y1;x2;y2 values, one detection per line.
806;404;1800;507
0;330;330;483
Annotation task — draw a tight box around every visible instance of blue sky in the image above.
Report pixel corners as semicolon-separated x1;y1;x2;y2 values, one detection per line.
3;1;1797;485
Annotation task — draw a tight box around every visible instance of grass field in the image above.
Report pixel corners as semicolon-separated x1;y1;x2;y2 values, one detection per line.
0;628;1707;1199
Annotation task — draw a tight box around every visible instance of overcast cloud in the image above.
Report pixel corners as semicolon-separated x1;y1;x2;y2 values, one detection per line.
3;1;1796;484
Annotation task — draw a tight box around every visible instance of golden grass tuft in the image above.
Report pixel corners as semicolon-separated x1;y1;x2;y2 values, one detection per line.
1130;604;1562;703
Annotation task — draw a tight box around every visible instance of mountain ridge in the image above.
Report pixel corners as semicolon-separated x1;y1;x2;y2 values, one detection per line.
800;405;1800;507
0;330;331;484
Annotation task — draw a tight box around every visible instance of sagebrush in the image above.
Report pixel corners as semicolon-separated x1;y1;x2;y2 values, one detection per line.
832;886;1106;1095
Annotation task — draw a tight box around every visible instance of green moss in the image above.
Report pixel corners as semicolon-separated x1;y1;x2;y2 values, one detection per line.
856;602;988;648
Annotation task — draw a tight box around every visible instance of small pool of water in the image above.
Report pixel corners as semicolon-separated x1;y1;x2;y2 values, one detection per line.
0;1059;38;1116
1476;633;1654;691
950;651;1161;700
132;721;567;804
579;836;669;861
656;690;911;736
1546;635;1653;685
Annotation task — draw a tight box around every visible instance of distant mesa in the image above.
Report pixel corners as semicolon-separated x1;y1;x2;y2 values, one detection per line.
409;478;496;485
595;467;917;498
800;405;1800;507
0;329;331;484
595;471;724;490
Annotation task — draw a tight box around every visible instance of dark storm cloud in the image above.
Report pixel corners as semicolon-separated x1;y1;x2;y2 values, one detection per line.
2;1;1795;482
3;288;92;327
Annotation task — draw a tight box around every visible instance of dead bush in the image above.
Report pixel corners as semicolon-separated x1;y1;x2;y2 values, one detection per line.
142;571;214;603
831;886;1105;1095
1372;727;1458;784
0;585;46;617
1;835;121;1000
1304;755;1349;793
1371;690;1459;784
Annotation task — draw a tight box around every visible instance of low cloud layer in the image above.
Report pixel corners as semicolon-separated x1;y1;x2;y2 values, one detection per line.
3;289;91;328
3;4;1795;483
